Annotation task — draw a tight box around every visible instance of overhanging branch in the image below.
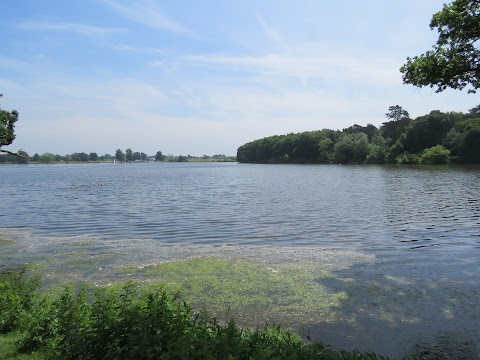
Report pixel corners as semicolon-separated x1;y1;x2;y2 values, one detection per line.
0;149;28;159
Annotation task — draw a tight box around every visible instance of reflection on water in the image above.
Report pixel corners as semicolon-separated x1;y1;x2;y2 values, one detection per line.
1;163;479;251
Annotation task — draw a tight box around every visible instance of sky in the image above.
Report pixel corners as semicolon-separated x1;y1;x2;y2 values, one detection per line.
1;0;478;157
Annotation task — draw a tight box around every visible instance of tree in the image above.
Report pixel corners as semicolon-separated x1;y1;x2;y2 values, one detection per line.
402;111;452;153
382;106;412;144
40;152;55;164
468;103;480;114
385;105;410;122
78;152;89;162
16;150;29;164
115;149;125;162
125;148;133;162
400;0;480;93
0;93;25;158
89;152;98;161
333;133;369;163
132;151;141;161
155;151;165;161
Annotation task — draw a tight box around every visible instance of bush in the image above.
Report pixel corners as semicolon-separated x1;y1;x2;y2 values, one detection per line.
395;152;420;164
420;145;450;164
2;270;390;360
0;267;40;333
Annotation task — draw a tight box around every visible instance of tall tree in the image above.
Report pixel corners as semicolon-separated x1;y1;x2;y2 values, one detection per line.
382;106;411;144
400;0;480;93
125;148;133;162
155;151;165;161
385;105;410;122
115;149;125;162
468;103;480;114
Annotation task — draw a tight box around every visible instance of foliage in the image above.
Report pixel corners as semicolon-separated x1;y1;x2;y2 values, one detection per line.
40;153;55;164
0;94;19;148
385;105;410;122
395;152;420;165
333;133;369;164
89;152;98;161
0;267;40;333
115;149;125;162
401;111;452;153
125;148;133;162
420;145;451;164
237;104;480;165
400;0;480;93
155;150;165;161
1;270;389;360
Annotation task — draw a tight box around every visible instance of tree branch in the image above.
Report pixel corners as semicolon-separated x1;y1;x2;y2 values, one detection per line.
0;149;28;159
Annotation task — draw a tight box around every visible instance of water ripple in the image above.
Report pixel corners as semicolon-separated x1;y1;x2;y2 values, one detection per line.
1;163;479;251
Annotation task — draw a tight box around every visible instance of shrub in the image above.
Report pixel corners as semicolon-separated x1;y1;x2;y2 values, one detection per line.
0;267;40;333
395;152;420;164
2;270;390;360
420;145;450;164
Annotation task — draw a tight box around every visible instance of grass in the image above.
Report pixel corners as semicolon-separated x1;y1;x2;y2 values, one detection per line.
0;267;390;360
0;333;45;360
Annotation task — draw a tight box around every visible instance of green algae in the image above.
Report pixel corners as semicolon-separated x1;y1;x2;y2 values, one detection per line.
117;257;348;326
0;235;14;246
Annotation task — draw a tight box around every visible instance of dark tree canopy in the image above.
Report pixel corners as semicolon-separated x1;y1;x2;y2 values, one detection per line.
237;105;480;165
155;151;165;161
400;0;480;93
0;94;19;148
115;149;125;162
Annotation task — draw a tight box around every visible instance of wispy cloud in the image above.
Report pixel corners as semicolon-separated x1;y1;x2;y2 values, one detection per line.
113;43;168;55
255;14;286;49
17;21;125;38
181;52;401;87
102;0;192;35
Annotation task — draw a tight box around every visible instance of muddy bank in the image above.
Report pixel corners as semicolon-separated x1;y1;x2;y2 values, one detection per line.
1;228;479;359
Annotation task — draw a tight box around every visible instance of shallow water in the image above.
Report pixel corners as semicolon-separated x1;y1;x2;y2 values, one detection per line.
1;162;479;251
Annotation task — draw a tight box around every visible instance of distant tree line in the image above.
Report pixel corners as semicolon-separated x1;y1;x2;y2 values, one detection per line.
237;105;480;165
0;148;234;164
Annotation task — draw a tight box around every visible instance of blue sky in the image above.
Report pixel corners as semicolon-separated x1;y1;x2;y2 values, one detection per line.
1;0;478;156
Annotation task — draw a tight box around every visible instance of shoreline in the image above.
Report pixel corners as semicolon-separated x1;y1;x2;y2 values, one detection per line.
1;227;479;359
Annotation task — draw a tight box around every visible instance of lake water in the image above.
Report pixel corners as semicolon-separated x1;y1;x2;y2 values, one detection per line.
1;162;479;251
2;162;480;358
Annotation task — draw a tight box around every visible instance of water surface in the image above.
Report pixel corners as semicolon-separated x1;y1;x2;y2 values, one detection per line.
1;162;479;251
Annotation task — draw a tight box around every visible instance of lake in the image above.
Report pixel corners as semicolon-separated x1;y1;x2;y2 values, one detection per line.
1;162;479;251
2;162;480;358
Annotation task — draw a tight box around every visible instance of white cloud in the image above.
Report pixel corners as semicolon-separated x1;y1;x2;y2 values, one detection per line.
102;0;192;35
182;52;402;87
255;14;286;49
17;21;125;38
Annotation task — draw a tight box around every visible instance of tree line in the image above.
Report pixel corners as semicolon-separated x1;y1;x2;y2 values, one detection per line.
0;149;234;164
0;149;166;164
237;105;480;165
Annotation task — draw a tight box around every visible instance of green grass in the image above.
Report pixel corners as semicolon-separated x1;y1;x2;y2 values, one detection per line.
0;333;45;360
0;267;390;360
